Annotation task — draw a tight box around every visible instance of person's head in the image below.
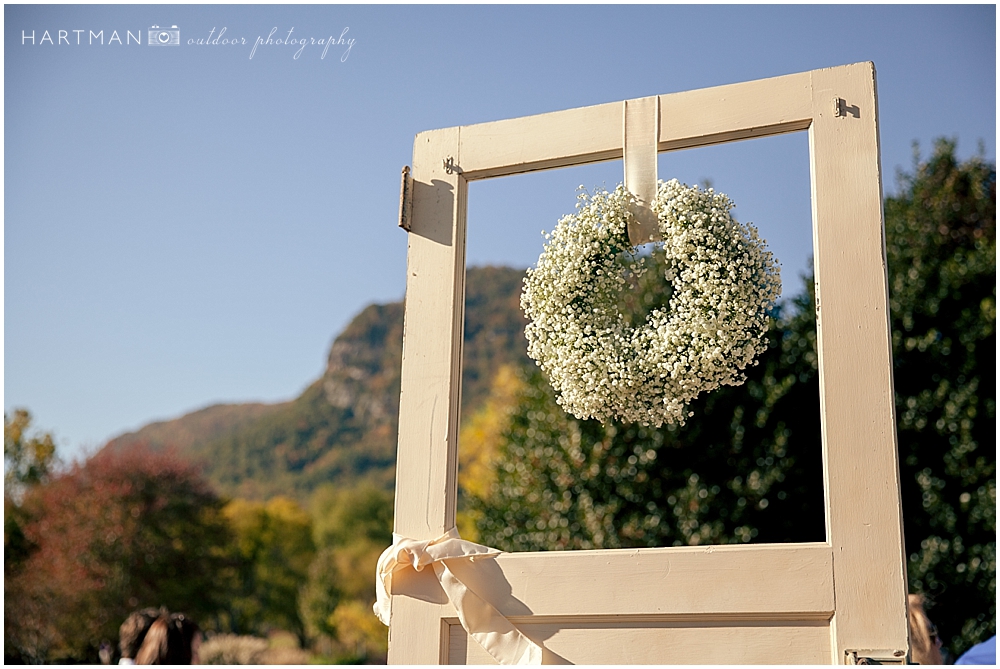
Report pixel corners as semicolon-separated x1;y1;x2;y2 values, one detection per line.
119;607;165;661
134;612;201;665
908;593;944;665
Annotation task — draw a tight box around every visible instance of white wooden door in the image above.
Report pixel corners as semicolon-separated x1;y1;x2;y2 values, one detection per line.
388;62;908;665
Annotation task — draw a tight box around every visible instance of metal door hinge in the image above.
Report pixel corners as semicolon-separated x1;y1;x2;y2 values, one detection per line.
845;649;907;665
833;97;860;118
398;165;413;232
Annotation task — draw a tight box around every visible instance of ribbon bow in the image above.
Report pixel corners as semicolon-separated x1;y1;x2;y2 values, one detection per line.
374;528;544;665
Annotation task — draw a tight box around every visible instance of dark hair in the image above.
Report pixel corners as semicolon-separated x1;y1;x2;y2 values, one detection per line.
134;612;200;665
119;607;165;660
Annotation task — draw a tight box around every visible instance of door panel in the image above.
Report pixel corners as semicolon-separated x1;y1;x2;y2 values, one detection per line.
450;619;832;665
446;544;834;619
389;63;908;664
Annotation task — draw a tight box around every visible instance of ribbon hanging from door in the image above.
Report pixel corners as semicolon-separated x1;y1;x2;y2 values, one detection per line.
623;96;662;246
375;528;544;665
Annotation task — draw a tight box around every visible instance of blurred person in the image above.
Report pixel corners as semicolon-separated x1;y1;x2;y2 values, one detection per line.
119;607;164;665
955;635;996;665
99;641;113;664
134;611;201;664
908;593;944;665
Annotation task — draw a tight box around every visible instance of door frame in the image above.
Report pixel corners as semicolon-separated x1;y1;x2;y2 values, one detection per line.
388;62;908;665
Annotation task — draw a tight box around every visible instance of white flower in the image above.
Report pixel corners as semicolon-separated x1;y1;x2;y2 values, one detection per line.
521;180;781;427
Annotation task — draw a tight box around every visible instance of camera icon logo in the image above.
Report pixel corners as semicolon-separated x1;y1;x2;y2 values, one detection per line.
148;25;180;46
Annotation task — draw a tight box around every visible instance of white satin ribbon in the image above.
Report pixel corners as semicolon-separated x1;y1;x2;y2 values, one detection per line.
623;95;661;246
374;528;543;665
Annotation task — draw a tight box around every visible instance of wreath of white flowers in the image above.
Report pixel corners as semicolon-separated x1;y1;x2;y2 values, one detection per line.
521;179;781;427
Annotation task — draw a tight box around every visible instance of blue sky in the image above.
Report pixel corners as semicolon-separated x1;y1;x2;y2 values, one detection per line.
4;4;996;459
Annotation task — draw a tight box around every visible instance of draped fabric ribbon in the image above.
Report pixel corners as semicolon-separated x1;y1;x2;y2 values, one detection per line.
623;96;661;246
374;528;544;665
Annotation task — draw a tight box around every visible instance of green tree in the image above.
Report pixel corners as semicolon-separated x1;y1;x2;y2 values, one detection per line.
472;273;823;551
4;408;57;499
300;483;392;662
222;497;315;641
457;364;526;542
886;139;995;656
310;482;393;550
5;410;61;586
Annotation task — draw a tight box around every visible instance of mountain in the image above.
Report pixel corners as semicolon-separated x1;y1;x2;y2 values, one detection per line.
103;266;530;500
104;402;289;454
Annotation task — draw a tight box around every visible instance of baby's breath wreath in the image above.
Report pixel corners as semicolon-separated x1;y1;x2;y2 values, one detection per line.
521;179;781;427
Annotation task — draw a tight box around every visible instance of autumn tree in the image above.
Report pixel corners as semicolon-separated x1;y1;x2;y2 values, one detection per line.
4;408;57;500
5;409;59;585
4;445;232;663
221;496;315;641
300;483;392;662
456;365;525;542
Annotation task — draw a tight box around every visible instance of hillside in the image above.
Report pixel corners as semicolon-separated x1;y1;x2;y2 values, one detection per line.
104;402;289;454
103;266;530;500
